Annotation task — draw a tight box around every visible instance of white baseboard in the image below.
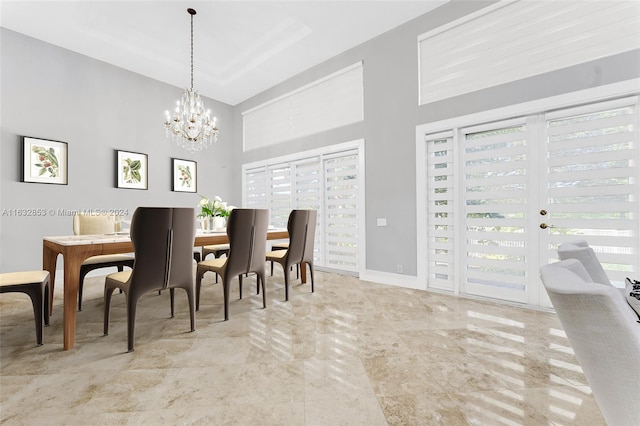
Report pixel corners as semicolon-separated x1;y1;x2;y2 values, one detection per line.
359;269;424;290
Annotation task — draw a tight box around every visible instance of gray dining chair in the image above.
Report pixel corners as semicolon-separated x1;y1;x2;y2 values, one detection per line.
265;209;316;301
103;207;196;352
269;241;299;279
201;243;230;283
196;209;269;321
202;244;230;260
73;213;134;311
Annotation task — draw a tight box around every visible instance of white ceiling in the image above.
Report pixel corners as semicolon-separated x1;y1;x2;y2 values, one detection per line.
1;1;448;105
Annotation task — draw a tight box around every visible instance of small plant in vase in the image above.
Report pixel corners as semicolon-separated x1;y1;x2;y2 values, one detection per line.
197;195;234;230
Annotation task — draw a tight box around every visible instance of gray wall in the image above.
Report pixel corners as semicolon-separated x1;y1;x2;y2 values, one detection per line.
232;1;640;276
0;28;234;272
2;1;639;276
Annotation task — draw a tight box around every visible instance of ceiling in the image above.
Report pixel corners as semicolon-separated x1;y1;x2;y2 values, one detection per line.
1;1;448;105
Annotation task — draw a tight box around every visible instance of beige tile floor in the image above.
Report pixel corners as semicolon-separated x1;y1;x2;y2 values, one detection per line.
1;269;605;425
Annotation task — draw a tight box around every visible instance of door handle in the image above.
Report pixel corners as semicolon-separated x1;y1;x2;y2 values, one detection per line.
539;223;555;229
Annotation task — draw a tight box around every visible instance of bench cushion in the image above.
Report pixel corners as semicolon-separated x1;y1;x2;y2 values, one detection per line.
0;271;49;287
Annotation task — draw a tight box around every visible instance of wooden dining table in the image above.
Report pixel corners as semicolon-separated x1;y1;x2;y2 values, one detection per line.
43;229;291;350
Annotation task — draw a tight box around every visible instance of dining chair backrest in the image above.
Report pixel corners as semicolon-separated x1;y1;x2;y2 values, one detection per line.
129;207;195;295
225;209;269;278
302;210;317;264
167;207;197;289
286;209;317;265
73;213;117;235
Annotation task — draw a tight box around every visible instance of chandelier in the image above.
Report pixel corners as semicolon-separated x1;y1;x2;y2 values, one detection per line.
164;8;218;152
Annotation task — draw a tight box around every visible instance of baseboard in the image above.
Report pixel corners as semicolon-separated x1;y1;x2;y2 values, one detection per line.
359;269;424;290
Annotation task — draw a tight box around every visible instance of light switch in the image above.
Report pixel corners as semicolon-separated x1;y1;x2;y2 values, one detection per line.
377;218;387;227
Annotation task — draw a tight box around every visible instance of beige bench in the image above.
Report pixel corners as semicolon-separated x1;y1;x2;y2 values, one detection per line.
0;271;51;345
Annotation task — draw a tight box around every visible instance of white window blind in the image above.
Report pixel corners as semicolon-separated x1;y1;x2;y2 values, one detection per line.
293;157;322;210
324;150;359;271
243;62;364;151
242;144;361;273
426;133;456;291
544;98;639;285
293;157;323;265
245;167;268;209
418;1;640;104
268;164;291;229
463;119;529;303
243;100;291;150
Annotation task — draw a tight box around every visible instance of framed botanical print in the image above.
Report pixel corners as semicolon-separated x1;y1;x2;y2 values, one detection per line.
115;150;148;190
22;137;68;185
172;158;197;193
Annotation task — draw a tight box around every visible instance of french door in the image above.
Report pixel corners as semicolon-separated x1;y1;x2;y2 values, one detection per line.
539;98;639;287
424;96;639;307
460;118;530;303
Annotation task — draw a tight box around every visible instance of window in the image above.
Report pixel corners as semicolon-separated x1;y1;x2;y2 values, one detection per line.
544;99;639;284
243;142;363;273
461;119;529;302
323;151;359;271
418;1;640;104
243;63;364;151
418;93;639;307
425;132;456;291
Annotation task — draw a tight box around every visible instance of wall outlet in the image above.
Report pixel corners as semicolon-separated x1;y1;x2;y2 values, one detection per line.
396;264;403;273
377;218;387;227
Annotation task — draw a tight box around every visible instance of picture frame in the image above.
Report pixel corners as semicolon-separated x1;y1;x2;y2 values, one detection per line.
172;158;197;193
115;150;148;190
22;136;68;185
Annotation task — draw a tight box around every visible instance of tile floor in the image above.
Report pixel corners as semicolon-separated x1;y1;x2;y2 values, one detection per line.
1;269;605;425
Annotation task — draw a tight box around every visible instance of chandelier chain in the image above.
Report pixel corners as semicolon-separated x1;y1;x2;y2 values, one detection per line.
190;11;194;91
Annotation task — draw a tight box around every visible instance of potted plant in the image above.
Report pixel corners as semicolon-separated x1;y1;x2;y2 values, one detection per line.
197;195;234;230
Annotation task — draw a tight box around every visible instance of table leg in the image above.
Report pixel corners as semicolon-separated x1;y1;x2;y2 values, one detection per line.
62;254;85;350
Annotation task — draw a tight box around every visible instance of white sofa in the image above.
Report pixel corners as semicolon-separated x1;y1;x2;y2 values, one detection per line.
540;259;640;426
557;240;612;286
